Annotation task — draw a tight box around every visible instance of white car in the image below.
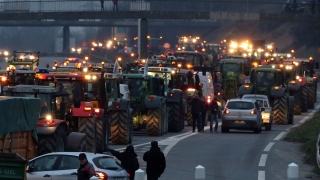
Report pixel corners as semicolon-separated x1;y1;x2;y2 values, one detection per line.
242;94;274;131
26;152;129;180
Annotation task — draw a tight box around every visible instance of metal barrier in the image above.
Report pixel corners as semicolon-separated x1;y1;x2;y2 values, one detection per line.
0;0;311;14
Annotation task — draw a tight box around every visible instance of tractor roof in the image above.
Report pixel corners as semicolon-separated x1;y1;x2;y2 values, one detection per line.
3;85;56;93
252;67;281;72
219;59;247;63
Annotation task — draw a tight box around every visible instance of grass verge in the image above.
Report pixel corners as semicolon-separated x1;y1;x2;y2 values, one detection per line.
284;109;320;174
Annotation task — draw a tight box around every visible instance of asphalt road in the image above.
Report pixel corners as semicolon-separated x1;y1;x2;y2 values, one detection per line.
107;88;320;180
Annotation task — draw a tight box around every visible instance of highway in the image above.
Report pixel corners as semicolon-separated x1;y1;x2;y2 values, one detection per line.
106;88;320;180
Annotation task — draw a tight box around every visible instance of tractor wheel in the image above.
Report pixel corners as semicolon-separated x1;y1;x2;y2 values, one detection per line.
180;100;185;130
161;102;167;135
37;125;67;156
273;93;289;125
187;99;193;126
293;90;302;115
167;102;181;132
78;117;103;153
110;110;130;145
65;132;87;152
301;86;308;112
288;96;294;124
308;86;315;109
146;107;162;136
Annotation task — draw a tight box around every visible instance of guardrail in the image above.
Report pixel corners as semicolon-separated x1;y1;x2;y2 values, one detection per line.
0;0;315;15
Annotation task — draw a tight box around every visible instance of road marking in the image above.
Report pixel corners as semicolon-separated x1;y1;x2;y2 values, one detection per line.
263;142;275;152
258;171;265;180
273;132;287;141
259;154;268;167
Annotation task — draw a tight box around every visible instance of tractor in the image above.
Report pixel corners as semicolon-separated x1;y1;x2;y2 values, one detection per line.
238;66;294;124
3;85;87;156
120;73;167;136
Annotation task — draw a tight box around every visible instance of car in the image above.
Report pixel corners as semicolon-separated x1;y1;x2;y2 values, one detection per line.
221;98;263;133
241;94;274;131
26;152;129;180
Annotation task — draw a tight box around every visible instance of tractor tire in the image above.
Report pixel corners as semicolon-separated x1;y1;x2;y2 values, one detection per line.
308;86;315;109
65;132;87;152
293;90;302;115
37;125;67;156
301;86;308;112
273;93;289;125
180;101;185;130
288;96;294;124
167;102;182;132
110;110;130;145
187;99;193;126
161;102;167;135
78;117;103;153
147;107;162;136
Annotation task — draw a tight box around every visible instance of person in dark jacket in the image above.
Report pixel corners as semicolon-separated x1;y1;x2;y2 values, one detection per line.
208;98;219;133
100;0;104;11
143;141;166;180
112;0;119;11
200;96;208;132
78;153;95;180
190;92;203;132
107;145;139;180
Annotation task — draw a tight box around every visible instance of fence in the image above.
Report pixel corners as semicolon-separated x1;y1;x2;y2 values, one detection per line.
0;0;314;15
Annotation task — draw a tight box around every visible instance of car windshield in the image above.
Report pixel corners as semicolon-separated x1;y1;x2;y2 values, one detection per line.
221;63;241;75
92;157;123;170
227;101;254;109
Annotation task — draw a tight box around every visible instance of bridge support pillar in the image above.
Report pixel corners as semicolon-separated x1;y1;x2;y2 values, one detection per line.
63;26;70;53
138;18;148;60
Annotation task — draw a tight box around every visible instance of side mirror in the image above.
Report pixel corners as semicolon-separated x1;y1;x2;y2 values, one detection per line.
315;62;319;69
26;166;33;173
74;97;81;108
168;80;173;89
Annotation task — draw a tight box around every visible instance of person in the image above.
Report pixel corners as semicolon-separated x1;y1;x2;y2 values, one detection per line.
77;153;95;180
190;92;203;132
143;141;166;180
40;101;49;117
113;0;119;11
100;0;104;11
208;98;219;133
107;145;139;180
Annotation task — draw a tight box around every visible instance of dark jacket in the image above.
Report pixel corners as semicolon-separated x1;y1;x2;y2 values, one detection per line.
190;97;203;114
77;161;95;180
109;149;139;180
143;147;166;177
208;100;219;115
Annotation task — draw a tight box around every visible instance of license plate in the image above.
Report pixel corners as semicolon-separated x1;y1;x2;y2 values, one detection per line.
234;121;245;124
113;178;126;180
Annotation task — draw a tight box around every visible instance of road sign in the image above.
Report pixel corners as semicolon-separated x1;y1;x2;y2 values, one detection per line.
163;42;171;49
164;49;175;56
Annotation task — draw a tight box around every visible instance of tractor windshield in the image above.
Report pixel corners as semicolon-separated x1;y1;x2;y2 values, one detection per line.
221;63;241;76
147;72;171;91
205;45;220;55
175;53;201;66
105;79;119;98
126;78;148;96
253;71;276;87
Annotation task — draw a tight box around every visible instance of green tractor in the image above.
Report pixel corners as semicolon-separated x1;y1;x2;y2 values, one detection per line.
238;66;294;124
121;74;167;136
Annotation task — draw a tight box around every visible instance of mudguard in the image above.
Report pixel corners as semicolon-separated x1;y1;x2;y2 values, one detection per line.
287;81;300;91
144;96;163;109
73;101;94;117
107;98;129;111
37;120;68;136
238;85;253;95
166;89;182;103
270;87;286;98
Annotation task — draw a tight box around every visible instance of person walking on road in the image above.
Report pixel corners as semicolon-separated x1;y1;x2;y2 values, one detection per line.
77;153;95;180
143;141;166;180
112;0;119;11
107;145;139;180
191;92;203;132
100;0;104;11
208;98;219;133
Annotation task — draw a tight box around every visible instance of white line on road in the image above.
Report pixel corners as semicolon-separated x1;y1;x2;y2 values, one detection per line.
259;154;268;167
263;142;275;152
273;132;287;141
258;171;265;180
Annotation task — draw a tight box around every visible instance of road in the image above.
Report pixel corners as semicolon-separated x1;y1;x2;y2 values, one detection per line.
107;88;320;180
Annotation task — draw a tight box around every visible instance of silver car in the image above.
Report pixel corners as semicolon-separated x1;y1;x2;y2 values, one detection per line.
241;94;274;131
26;152;129;180
221;98;263;133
